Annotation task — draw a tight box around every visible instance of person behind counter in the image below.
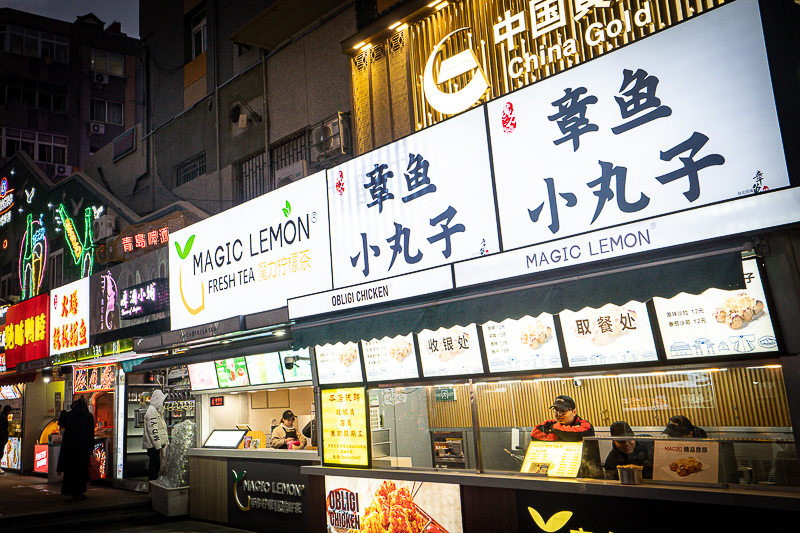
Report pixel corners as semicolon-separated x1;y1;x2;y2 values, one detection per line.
662;415;708;438
531;395;602;478
603;421;654;480
271;410;307;450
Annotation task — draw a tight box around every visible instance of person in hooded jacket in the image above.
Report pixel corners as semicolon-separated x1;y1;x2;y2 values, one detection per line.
142;390;169;480
57;396;95;500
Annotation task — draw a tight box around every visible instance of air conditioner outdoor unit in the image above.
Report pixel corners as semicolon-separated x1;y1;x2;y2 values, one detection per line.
89;123;105;136
93;213;118;240
93;71;109;85
310;112;351;164
273;159;309;189
53;164;73;181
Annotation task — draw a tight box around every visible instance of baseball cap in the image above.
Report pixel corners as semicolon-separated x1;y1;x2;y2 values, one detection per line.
662;415;693;437
610;421;635;438
282;410;296;421
550;395;576;411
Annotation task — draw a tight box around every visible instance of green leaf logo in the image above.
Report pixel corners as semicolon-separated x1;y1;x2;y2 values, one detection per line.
231;469;246;482
282;201;291;218
175;235;195;260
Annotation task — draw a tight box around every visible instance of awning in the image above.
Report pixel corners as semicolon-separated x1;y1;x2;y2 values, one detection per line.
0;371;37;386
292;249;746;348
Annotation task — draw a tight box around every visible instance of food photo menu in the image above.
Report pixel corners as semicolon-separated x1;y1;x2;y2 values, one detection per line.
362;334;420;382
315;342;364;385
482;314;562;373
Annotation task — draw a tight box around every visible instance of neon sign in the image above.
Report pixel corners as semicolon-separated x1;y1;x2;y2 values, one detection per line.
58;204;95;278
0;177;14;227
19;213;47;299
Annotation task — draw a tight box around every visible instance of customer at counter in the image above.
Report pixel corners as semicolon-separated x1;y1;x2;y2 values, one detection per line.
531;395;602;478
603;421;654;480
270;410;307;450
662;415;708;438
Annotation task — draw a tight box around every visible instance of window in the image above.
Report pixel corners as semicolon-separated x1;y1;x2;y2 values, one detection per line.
236;151;267;204
191;11;207;59
176;152;206;187
269;131;309;189
91;99;124;125
0;76;68;113
3;25;68;63
2;128;67;164
49;249;63;290
91;49;125;76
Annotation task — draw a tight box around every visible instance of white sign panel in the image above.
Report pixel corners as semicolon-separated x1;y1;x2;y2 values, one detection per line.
418;323;483;377
488;0;789;251
288;266;452;319
362;334;419;382
560;301;657;367
483;314;562;373
327;107;499;289
654;259;777;360
49;277;90;355
653;440;719;484
315;342;363;385
168;172;332;330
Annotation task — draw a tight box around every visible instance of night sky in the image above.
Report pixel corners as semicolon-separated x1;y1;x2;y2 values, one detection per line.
0;0;139;38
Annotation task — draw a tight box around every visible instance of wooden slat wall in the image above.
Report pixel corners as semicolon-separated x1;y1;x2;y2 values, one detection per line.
189;456;228;523
429;367;791;430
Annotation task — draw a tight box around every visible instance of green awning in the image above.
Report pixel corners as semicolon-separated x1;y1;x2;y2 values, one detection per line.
291;250;745;348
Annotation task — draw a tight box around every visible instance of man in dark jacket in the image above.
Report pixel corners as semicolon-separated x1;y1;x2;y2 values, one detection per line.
57;396;95;500
0;405;11;474
603;421;654;480
531;395;603;478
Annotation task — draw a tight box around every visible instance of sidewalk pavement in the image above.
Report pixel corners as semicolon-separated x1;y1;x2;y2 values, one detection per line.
0;472;253;532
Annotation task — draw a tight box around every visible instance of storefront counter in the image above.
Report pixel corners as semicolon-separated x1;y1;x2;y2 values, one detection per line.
187;447;320;532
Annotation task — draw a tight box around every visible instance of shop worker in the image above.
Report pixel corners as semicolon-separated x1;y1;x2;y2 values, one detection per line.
531;395;602;478
0;405;11;474
603;421;654;480
662;415;708;438
142;390;169;480
271;410;307;450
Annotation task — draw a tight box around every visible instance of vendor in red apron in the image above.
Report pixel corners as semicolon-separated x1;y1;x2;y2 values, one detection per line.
270;410;308;449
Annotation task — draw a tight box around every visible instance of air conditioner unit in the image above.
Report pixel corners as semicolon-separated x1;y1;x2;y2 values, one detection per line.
89;122;105;136
93;71;109;85
93;213;118;240
310;112;351;164
53;164;73;181
273;159;309;189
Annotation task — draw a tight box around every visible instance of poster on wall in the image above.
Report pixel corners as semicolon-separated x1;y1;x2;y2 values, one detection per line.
168;172;332;330
483;314;562;373
4;294;49;369
321;387;369;468
1;437;21;469
315;342;363;385
327;107;499;289
324;476;464;533
560;301;658;367
417;323;483;377
654;258;777;359
245;352;285;386
49;277;90;356
487;0;789;252
362;334;419;382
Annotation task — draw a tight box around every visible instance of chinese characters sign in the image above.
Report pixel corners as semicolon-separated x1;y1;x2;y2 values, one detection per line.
652;440;719;484
4;294;49;368
488;0;789;251
169;172;331;330
49;278;90;356
321;387;370;468
520;440;584;478
119;278;168;319
327;108;498;288
417;323;483;377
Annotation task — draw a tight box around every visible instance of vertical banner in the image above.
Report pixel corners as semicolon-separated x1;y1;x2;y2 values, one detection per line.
321;387;370;468
4;293;49;368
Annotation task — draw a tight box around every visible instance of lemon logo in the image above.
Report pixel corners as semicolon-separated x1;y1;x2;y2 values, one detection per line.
231;470;250;511
282;200;291;218
423;27;490;116
175;234;205;315
528;508;573;532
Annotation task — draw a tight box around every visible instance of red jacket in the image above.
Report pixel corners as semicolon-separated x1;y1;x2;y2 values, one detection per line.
531;416;595;442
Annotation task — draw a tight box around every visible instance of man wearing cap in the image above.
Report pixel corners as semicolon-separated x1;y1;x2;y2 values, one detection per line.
603;421;654;480
531;395;602;478
270;410;307;450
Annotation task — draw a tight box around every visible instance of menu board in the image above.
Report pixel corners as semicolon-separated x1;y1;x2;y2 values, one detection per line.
362;334;419;382
0;385;21;399
74;364;116;393
315;342;363;385
325;476;464;533
281;348;313;382
654;259;777;359
417;324;483;377
321;387;369;467
520;440;584;478
653;440;719;484
1;437;21;469
560;301;658;367
245;352;285;385
214;357;250;388
188;361;220;391
483;314;562;373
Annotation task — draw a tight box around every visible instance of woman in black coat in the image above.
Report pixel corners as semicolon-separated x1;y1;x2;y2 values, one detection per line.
57;396;95;500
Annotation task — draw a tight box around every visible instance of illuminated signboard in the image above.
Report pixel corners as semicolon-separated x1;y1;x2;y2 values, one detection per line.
361;334;419;383
49;277;91;356
0;176;14;227
214;357;250;388
57;204;95;278
74;363;116;393
321;387;370;468
120;225;169;255
210;396;224;407
4;294;49;369
187;361;219;391
119;278;169;319
483;314;563;373
169;171;331;330
315;342;363;385
19;213;48;300
417;323;483;378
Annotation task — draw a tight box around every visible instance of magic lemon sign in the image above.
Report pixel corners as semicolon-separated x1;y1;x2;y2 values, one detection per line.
169;172;332;330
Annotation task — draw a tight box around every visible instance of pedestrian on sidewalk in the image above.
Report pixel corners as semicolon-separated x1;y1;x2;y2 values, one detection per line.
142;390;169;481
0;405;11;474
57;396;95;500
